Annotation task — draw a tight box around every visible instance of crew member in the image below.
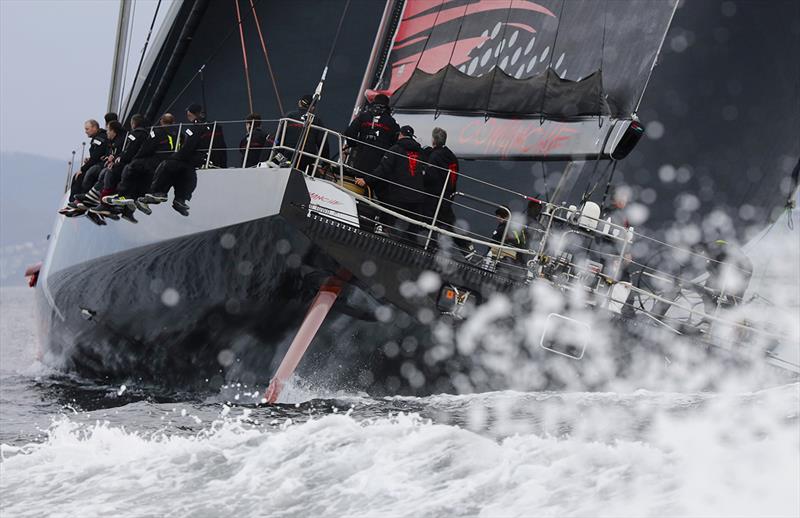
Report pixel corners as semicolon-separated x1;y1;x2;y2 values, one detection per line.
421;127;476;258
239;113;271;167
110;113;176;215
83;115;149;222
283;94;329;172
356;125;426;238
139;104;213;216
344;94;399;180
491;207;526;264
59;119;109;216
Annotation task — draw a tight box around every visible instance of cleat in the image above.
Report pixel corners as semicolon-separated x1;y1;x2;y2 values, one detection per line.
140;193;167;204
86;212;107;226
172;199;190;217
374;224;388;237
134;198;152;215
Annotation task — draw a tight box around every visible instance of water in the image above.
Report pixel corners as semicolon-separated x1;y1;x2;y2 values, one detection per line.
1;286;798;517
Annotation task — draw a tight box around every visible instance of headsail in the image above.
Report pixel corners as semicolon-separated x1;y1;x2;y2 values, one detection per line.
362;0;677;159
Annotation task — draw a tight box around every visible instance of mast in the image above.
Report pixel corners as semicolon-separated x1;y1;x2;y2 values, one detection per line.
351;0;404;117
108;0;134;114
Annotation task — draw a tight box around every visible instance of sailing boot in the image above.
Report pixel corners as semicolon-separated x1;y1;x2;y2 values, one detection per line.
134;198;152;216
103;194;135;207
86;212;107;226
172;199;190;217
139;193;168;205
89;203;120;218
120;206;138;224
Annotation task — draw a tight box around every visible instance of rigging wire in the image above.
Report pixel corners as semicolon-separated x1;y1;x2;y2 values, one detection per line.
233;0;254;114
248;0;284;116
483;0;514;121
122;0;163;119
539;0;566;124
597;0;608;127
163;0;269;113
540;162;550;202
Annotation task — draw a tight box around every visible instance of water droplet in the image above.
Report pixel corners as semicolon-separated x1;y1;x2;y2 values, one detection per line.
161;288;180;307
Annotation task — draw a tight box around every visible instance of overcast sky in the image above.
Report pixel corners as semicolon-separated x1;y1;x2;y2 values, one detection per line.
0;0;173;161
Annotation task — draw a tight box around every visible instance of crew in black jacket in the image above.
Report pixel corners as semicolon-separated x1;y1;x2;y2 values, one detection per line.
84;115;149;222
239;113;271;167
109;113;176;214
140;104;212;216
59;119;109;216
344;94;399;179
356;125;426;237
421;127;476;257
283;94;329;172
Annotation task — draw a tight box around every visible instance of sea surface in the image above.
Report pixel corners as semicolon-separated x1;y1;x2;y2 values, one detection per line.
1;286;798;518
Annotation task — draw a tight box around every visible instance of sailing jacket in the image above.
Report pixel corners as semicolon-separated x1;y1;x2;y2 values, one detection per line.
135;126;175;162
118;127;148;165
344;107;400;176
371;137;426;206
239;127;271;167
172;118;213;167
80;131;109;173
284;109;330;160
423;145;460;200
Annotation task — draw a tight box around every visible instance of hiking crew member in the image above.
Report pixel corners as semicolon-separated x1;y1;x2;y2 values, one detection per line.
60;119;109;216
421;127;475;258
82;115;149;222
140;104;213;216
239;113;271;167
109;113;176;215
356;125;426;237
344;94;399;180
283;94;329;172
80;120;123;204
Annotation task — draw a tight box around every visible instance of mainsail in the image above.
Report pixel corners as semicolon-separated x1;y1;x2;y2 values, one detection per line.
360;0;677;159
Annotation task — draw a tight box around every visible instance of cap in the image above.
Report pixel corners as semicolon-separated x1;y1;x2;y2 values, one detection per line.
400;125;415;138
373;94;390;106
299;94;313;108
186;103;203;115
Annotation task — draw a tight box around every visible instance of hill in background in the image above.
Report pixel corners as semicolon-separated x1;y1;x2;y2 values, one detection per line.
1;152;66;285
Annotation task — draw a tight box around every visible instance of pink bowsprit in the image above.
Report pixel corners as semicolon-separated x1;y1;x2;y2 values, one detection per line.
263;280;343;403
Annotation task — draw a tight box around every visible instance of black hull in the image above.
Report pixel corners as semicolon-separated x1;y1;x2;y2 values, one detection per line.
37;168;793;395
35;168;453;394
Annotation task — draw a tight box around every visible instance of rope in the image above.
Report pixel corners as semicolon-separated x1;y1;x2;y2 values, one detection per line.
122;0;162;118
164;0;268;113
540;161;550;202
597;0;608;127
248;0;284;116
234;0;254;114
539;0;566;123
